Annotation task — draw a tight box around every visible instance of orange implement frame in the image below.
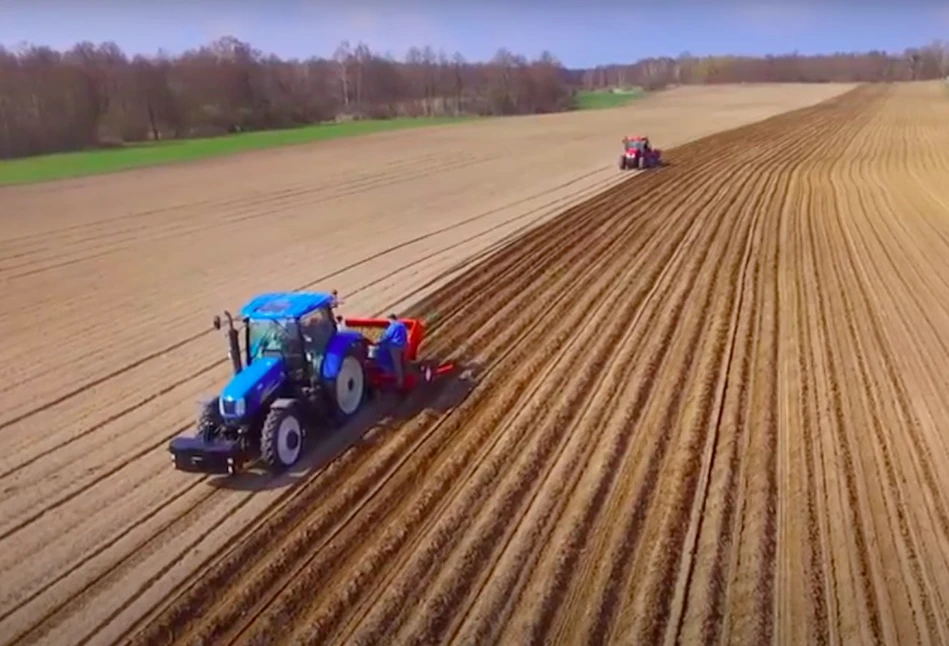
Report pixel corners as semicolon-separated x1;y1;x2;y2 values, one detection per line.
342;316;454;390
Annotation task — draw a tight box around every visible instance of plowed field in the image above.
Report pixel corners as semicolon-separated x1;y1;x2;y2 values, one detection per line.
4;81;949;645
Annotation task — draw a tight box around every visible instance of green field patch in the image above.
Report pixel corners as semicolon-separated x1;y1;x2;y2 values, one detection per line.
573;87;646;110
0;116;476;186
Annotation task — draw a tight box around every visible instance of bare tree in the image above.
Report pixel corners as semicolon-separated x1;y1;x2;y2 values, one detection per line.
352;42;371;107
452;52;466;115
333;40;352;110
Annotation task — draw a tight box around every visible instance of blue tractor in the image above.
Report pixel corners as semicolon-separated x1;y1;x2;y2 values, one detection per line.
168;291;371;474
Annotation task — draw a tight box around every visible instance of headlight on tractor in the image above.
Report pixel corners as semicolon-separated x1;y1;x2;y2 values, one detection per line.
220;397;245;417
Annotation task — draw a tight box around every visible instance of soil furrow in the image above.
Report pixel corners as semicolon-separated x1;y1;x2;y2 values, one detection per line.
534;88;874;646
787;165;833;646
674;85;889;645
342;158;738;646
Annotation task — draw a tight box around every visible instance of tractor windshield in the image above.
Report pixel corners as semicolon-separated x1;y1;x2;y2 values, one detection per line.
247;319;303;361
625;140;645;151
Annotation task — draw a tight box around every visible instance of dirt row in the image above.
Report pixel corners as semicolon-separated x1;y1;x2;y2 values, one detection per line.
0;84;860;646
111;83;949;645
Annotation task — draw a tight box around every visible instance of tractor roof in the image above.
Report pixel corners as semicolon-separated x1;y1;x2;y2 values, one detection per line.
239;291;334;320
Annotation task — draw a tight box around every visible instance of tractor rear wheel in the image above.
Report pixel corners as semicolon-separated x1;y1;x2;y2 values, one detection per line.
260;404;305;472
328;348;366;422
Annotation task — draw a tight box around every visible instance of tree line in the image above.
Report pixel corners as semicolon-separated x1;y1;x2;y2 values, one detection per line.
2;37;948;160
574;41;949;90
0;38;573;159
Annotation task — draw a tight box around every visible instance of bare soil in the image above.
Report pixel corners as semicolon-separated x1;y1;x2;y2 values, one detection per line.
15;81;949;646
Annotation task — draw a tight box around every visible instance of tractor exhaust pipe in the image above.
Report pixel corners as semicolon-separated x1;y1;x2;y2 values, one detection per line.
214;311;243;376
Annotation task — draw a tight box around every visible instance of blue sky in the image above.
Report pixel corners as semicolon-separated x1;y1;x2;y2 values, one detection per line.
2;1;948;68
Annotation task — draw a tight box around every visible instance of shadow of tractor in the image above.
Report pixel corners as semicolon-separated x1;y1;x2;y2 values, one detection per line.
207;359;484;492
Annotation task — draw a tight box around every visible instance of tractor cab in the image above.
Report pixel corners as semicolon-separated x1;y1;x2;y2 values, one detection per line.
241;293;338;384
623;136;650;152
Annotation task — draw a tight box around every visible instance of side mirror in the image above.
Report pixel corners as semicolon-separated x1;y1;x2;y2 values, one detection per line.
212;315;222;330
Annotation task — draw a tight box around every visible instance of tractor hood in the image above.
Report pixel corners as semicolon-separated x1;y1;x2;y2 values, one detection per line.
218;356;286;420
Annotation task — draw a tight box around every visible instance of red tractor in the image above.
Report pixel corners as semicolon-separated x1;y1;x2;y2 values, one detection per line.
619;135;662;170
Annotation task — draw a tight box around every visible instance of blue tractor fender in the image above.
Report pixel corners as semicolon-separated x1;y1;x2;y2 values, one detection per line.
320;331;370;421
269;397;298;411
320;331;369;381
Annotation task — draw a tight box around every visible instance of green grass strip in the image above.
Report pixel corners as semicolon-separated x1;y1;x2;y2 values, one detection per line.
0;116;476;186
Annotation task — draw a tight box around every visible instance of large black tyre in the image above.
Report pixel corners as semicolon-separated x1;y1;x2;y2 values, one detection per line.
260;403;305;472
325;345;367;423
618;156;626;170
196;397;221;440
637;154;645;170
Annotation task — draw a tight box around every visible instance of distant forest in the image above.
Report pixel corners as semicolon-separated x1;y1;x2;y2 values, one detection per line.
2;37;947;159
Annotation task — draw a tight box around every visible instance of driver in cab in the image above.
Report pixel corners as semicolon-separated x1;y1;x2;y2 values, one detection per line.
378;314;408;389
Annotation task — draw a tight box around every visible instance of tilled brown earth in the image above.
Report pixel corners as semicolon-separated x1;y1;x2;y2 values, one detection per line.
1;84;858;646
117;83;949;645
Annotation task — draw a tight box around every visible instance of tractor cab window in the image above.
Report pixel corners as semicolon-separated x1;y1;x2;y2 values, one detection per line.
625;139;645;151
248;319;304;362
300;306;335;359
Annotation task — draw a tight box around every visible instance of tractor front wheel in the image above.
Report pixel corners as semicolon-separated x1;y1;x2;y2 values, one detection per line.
196;397;221;441
260;404;305;472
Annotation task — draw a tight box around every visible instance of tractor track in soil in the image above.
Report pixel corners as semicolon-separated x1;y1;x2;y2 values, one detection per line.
106;82;949;645
8;81;949;645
